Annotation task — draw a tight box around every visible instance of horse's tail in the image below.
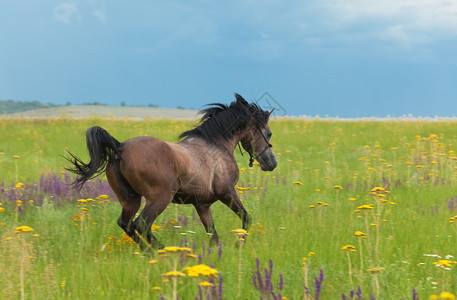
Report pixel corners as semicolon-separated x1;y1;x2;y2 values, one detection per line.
66;126;121;189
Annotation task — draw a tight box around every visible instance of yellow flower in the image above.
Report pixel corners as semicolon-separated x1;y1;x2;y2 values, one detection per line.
152;286;161;291
15;225;34;233
293;181;303;185
184;264;219;277
0;207;4;212
341;245;356;251
357;204;374;210
367;267;385;273
348;198;356;201
149;260;158;264
354;231;366;237
15;182;24;189
162;271;186;278
430;292;456;300
12;155;20;159
333;185;343;190
97;194;109;199
433;260;457;269
163;246;192;253
232;229;248;235
308;252;315;256
199;281;214;287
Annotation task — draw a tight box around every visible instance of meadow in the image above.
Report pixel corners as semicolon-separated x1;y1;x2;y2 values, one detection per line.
1;116;457;299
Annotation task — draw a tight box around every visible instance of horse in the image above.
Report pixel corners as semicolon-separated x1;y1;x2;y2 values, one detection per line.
66;94;278;249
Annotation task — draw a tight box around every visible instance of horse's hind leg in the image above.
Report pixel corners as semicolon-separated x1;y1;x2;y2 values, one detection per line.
106;166;142;243
135;190;173;250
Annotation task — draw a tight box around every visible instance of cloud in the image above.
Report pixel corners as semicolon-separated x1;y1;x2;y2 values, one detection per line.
93;9;108;25
317;0;457;44
53;3;80;23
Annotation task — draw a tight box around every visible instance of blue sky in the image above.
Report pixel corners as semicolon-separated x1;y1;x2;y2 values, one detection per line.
1;1;457;117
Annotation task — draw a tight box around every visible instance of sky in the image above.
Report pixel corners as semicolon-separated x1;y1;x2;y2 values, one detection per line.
1;1;457;118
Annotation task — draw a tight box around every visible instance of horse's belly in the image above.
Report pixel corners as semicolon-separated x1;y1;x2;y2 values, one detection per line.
172;187;214;205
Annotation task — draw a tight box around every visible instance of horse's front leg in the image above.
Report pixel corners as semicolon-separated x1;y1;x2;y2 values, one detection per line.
220;190;252;240
194;204;220;247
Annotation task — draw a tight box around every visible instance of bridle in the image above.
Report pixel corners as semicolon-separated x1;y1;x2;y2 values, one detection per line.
239;126;273;167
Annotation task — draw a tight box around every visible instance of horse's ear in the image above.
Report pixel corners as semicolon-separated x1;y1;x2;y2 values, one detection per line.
268;108;275;116
234;93;249;106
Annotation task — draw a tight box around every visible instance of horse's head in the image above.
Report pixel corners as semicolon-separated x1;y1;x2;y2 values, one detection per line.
237;95;278;171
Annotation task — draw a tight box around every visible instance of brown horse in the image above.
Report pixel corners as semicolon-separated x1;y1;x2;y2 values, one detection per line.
66;94;278;249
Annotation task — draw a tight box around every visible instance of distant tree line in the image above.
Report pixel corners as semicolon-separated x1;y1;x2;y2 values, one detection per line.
0;100;58;114
0;100;161;114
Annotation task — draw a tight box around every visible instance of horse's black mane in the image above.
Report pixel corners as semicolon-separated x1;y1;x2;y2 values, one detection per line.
179;94;270;143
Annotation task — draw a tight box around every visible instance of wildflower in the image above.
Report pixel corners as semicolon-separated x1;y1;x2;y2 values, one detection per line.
33;234;40;238
149;260;158;264
15;225;34;233
162;271;186;278
348;198;356;201
232;229;248;235
367;267;385;273
341;245;356;252
433;260;457;269
152;286;161;291
357;204;374;210
293;181;303;185
309;205;315;208
354;231;366;237
334;185;343;190
97;195;109;199
308;252;315;256
12;155;20;159
0;207;4;212
430;291;456;299
184;264;219;277
199;281;214;287
15;182;24;189
163;246;192;253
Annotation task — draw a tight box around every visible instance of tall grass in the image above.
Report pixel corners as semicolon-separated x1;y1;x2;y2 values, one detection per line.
1;117;457;299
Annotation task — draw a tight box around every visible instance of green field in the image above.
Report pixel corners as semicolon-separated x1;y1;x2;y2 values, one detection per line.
1;116;457;299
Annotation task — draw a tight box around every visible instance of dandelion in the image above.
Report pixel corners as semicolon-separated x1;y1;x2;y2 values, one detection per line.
341;245;356;252
293;181;303;185
354;231;366;237
152;286;161;291
334;185;343;190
